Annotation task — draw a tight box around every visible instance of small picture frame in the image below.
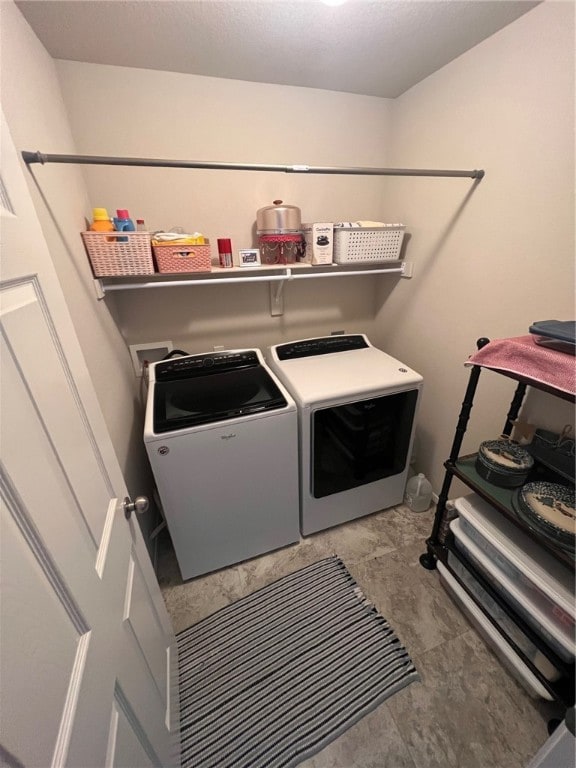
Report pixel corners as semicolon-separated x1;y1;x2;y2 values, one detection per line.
238;248;261;267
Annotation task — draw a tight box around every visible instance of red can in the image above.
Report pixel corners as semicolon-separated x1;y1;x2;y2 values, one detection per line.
217;238;233;268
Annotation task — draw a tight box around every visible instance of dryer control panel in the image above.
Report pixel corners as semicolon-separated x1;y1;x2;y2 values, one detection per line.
276;335;368;361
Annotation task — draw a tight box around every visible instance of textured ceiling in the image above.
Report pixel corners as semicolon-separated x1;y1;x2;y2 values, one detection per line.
16;0;539;98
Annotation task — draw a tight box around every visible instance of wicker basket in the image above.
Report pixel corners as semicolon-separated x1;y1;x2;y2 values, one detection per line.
81;232;154;277
333;225;405;264
153;243;212;273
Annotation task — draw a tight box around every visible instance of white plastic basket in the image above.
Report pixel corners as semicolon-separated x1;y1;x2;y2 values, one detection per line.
333;225;405;264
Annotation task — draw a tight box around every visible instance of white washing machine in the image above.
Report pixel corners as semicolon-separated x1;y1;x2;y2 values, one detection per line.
268;334;423;535
144;349;300;579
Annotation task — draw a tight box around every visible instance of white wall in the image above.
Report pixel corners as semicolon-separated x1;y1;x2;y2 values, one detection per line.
0;1;158;542
3;0;573;509
54;61;394;353
375;1;575;492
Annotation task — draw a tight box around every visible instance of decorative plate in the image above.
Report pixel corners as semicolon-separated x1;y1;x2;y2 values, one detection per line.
512;482;575;553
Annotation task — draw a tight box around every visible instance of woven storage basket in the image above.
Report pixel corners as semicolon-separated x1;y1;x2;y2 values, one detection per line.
81;232;154;277
153;243;212;273
333;225;405;264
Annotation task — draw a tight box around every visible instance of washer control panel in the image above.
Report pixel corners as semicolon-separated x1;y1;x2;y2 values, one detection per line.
155;351;259;380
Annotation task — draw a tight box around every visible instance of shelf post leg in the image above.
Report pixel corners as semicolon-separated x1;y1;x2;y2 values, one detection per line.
501;381;528;437
420;337;490;570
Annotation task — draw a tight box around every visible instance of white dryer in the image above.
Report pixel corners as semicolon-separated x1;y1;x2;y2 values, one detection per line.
268;334;423;535
144;349;300;579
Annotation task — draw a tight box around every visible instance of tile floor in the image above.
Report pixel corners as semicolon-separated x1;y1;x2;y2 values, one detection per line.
156;504;563;768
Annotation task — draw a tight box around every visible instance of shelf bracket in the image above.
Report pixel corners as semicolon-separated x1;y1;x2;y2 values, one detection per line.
270;280;284;316
401;261;414;279
269;268;293;316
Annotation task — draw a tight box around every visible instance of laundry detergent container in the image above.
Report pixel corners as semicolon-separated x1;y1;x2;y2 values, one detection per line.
453;493;575;662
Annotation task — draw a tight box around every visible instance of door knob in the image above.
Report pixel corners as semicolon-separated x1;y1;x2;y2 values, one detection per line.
123;495;149;520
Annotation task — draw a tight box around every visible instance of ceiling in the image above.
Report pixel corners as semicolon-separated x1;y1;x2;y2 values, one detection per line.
16;0;539;99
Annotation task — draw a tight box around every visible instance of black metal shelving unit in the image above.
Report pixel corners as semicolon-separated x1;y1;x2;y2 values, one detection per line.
420;337;575;709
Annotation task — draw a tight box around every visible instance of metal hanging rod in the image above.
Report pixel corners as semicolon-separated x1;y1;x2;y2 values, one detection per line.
21;151;484;179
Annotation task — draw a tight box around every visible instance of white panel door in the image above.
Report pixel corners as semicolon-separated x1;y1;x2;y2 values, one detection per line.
0;110;180;767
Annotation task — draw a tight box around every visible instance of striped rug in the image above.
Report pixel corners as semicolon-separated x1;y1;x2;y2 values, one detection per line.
177;556;419;768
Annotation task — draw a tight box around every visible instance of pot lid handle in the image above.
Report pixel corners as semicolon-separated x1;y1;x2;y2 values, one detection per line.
273;199;283;205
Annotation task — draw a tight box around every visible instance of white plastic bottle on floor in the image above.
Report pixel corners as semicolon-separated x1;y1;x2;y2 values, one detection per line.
404;473;433;512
